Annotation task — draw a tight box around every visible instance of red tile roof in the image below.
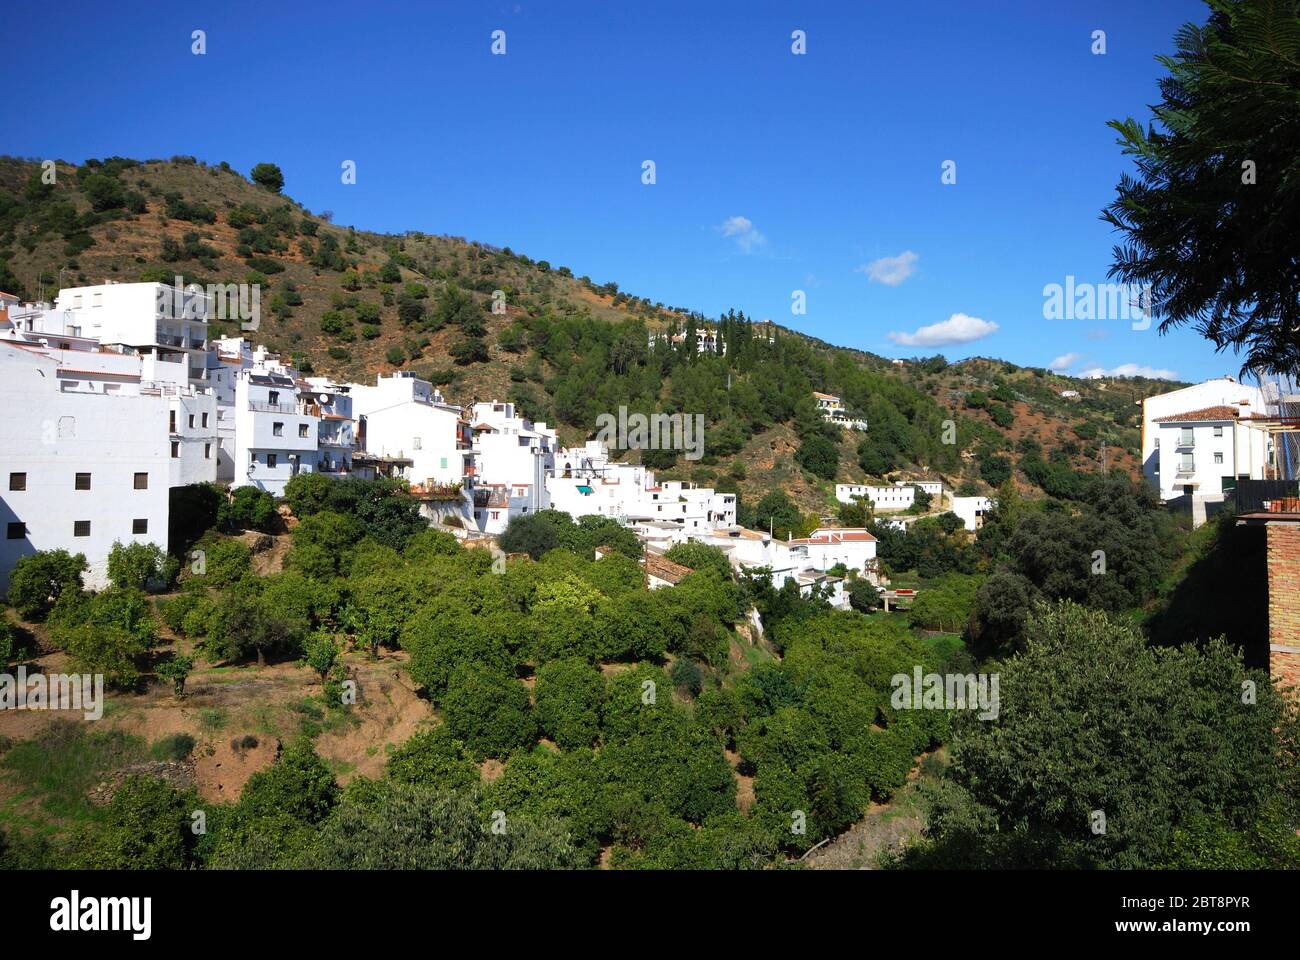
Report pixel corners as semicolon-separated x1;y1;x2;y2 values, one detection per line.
1153;405;1241;423
643;552;693;585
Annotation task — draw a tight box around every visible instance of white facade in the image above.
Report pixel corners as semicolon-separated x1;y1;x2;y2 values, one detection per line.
836;483;915;511
233;371;320;496
1140;377;1268;495
949;496;994;532
469;401;556;533
6;284;219;487
814;392;868;431
350;373;471;491
0;344;170;591
1152;413;1270;501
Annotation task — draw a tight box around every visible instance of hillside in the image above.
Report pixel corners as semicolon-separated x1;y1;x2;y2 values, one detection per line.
0;156;1178;513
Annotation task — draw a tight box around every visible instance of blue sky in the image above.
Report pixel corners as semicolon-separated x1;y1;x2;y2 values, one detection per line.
1;0;1236;383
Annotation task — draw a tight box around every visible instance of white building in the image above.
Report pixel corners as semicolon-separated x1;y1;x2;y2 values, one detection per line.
0;342;170;591
6;283;219;487
468;401;556;534
949;495;994;532
813;392;868;431
233;370;320;496
1140;377;1269;499
648;326;726;355
350;373;472;492
1151;406;1271;502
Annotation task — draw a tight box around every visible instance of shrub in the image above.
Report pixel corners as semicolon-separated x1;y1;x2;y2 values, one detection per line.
5;550;87;621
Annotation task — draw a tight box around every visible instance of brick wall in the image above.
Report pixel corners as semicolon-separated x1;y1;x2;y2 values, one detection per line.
1266;524;1300;695
1266;524;1300;647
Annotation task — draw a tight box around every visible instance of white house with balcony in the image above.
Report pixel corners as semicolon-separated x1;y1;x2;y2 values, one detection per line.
1151;406;1271;503
468;401;556;533
0;342;171;591
5;284;218;487
1141;377;1268;496
814;392;868;431
233;371;320;496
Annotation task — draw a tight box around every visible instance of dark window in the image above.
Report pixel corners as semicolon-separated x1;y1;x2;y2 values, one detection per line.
267;453;278;469
132;518;148;534
188;414;195;429
8;472;25;491
74;520;90;537
169;411;176;432
6;522;24;540
134;472;149;489
202;413;209;428
75;473;91;490
171;441;179;458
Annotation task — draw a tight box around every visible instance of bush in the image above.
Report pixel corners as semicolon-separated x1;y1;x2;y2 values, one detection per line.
534;658;604;750
219;486;277;532
442;663;536;759
6;550;87;621
250;163;284;193
107;541;177;592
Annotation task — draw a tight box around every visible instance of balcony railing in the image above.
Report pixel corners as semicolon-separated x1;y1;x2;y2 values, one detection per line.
248;401;299;414
1177;433;1195;448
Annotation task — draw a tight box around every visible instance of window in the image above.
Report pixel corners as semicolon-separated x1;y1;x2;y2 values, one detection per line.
204;443;211;459
169;411;177;432
132;518;148;534
440;457;448;469
273;422;284;437
1179;453;1195;473
134;472;149;489
1153;438;1160;449
188;414;195;429
75;473;91;490
202;412;209;428
413;437;422;450
1213;425;1223;437
171;441;179;458
267;454;278;468
298;424;309;438
74;520;90;537
1214;452;1224;464
8;472;25;491
6;522;24;540
269;390;280;405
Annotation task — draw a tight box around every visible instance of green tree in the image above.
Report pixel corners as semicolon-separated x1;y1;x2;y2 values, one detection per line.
6;550;87;621
250;162;285;193
1103;0;1300;374
443;662;536;758
535;657;604;750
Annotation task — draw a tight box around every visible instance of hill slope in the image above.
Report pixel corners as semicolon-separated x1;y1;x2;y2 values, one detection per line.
0;156;1177;513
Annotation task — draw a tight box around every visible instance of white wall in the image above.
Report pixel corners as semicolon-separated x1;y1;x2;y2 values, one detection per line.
1141;378;1266;492
0;347;170;591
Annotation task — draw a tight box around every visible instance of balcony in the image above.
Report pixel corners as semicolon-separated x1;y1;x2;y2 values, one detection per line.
1176;433;1195;449
248;401;300;414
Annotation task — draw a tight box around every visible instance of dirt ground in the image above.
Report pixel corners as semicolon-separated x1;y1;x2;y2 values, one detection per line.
0;641;433;803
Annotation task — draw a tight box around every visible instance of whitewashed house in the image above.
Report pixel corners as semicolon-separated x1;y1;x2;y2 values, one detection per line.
1141;377;1269;499
6;283;218;487
0;342;170;591
813;392;868;431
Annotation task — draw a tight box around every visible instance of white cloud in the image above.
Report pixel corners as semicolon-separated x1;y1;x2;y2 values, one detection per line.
1077;363;1179;380
1048;352;1084;372
717;215;766;254
857;250;919;286
888;312;998;347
